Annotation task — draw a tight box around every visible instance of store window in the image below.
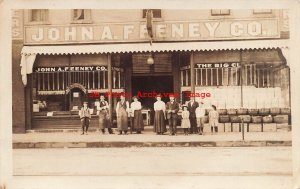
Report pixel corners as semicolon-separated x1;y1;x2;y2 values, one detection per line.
211;9;230;16
72;9;92;23
30;9;48;22
32;66;124;112
180;63;274;88
253;9;272;14
142;9;162;18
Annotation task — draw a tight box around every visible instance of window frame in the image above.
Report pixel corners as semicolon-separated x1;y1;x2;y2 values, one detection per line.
211;9;230;16
71;9;92;24
28;9;50;25
142;9;162;19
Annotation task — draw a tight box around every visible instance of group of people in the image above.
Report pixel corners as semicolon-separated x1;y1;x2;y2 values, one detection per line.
79;94;219;136
79;95;144;135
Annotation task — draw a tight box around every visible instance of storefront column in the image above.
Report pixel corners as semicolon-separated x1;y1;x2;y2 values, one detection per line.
25;74;32;130
124;54;132;102
190;52;195;98
172;52;180;102
107;54;113;122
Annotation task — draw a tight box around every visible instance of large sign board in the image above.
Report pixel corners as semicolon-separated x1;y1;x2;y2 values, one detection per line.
24;18;279;44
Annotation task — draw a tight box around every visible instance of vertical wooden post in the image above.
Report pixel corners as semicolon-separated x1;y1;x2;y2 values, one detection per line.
190;52;195;99
172;52;180;102
240;50;243;108
124;54;132;102
25;74;33;130
107;54;113;122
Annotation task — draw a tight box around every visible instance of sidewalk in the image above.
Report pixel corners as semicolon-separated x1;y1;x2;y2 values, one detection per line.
13;129;292;148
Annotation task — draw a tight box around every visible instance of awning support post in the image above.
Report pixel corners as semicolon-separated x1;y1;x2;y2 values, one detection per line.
107;54;113;123
190;52;195;100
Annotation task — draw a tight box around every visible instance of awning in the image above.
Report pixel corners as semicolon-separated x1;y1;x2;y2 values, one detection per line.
20;39;289;86
21;39;289;55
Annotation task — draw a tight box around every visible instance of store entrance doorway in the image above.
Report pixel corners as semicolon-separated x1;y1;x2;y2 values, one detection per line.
131;76;174;109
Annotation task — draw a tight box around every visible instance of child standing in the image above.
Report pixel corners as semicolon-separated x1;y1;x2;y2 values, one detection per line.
209;105;219;134
196;102;205;135
181;105;191;135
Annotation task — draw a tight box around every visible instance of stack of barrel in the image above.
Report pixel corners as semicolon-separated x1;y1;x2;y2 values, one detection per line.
214;107;291;132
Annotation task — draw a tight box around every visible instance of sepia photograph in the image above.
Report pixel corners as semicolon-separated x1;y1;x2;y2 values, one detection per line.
1;0;300;189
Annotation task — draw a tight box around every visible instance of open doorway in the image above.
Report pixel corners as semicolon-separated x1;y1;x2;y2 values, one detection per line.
132;76;174;109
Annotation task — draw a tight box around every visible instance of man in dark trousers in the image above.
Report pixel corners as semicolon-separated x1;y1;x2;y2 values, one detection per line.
166;95;179;136
187;97;199;134
79;101;91;135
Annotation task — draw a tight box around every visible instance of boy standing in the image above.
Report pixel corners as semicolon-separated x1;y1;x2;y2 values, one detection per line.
79;101;91;135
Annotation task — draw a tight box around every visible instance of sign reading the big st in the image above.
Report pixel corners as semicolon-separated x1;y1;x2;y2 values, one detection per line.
24;19;279;44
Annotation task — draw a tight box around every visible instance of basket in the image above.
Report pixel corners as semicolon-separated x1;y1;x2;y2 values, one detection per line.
280;108;291;115
227;109;237;115
251;116;262;123
217;109;227;115
258;108;270;116
237;108;248;115
219;115;230;123
230;115;241;123
248;109;258;116
270;108;281;115
239;115;251;123
262;115;273;123
273;115;289;123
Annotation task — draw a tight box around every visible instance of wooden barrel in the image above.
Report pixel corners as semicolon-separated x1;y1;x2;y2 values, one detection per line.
217;109;227;115
273;115;289;123
248;109;258;116
239;115;251;123
270;108;281;115
251;116;262;123
230;115;241;123
227;109;237;115
219;115;230;123
258;108;270;116
280;108;291;115
262;115;273;123
237;108;248;115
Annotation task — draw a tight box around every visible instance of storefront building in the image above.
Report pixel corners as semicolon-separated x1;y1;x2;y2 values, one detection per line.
12;9;290;133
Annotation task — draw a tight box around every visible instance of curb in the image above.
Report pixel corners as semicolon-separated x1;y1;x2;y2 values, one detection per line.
13;140;292;149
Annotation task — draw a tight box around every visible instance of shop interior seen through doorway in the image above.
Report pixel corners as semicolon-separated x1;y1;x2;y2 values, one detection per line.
131;76;174;109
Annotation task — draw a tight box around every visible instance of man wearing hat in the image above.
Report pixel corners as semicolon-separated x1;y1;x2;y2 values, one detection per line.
166;94;179;135
79;101;91;135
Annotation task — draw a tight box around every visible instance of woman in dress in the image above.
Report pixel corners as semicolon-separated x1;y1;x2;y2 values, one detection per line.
116;94;129;135
209;105;219;134
181;105;191;135
153;94;166;135
131;96;144;134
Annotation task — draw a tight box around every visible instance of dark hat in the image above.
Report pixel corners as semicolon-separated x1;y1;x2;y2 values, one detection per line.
182;104;187;108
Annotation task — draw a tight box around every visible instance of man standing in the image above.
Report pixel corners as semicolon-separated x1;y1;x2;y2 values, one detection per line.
166;95;179;136
97;95;113;134
116;94;129;135
79;101;91;135
187;97;199;134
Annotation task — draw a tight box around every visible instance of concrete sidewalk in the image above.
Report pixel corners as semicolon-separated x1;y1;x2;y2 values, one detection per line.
13;130;292;148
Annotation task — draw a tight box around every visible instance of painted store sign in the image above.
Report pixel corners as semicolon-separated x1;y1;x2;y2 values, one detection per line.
24;19;279;44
